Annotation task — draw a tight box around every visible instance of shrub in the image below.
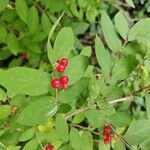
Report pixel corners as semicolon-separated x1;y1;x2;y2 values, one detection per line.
0;0;150;150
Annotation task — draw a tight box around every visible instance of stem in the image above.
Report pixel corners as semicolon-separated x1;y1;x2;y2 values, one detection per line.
55;89;58;105
65;106;89;120
69;124;100;136
108;95;133;105
106;121;132;150
65;85;150;120
29;0;44;13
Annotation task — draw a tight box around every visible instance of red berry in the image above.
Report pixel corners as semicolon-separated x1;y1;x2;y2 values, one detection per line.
61;83;68;89
60;58;68;67
45;144;54;150
20;52;28;61
103;125;111;134
103;134;111;144
60;76;69;84
51;78;60;89
56;64;65;73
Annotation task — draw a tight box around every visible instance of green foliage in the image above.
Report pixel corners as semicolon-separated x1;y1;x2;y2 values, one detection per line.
101;12;122;52
0;0;150;149
18;96;57;126
114;11;129;40
55;114;69;142
124;120;150;145
95;35;111;76
15;0;28;23
64;55;88;85
0;67;50;96
70;128;81;150
0;0;9;11
0;105;11;120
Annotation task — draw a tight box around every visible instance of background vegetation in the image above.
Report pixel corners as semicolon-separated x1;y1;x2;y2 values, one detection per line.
0;0;150;150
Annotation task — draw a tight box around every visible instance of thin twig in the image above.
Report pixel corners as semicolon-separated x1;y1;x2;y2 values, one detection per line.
69;124;100;136
106;121;132;150
108;95;134;104
29;0;44;13
55;89;58;105
65;106;89;120
65;85;150;120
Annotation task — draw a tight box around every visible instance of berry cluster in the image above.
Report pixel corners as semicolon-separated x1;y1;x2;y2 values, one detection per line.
51;58;69;90
45;144;54;150
103;125;112;144
56;58;68;73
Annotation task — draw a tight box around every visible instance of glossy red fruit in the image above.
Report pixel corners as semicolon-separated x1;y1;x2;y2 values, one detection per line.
103;125;111;134
103;134;111;144
45;144;54;150
60;76;69;84
56;64;65;73
60;58;68;67
51;78;60;89
61;83;68;89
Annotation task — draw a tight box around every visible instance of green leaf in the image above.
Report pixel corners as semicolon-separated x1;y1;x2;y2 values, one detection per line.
95;35;111;76
6;145;21;150
0;0;9;11
23;138;38;150
19;128;35;142
70;128;81;150
125;0;135;8
41;12;52;33
128;18;150;41
7;33;20;55
108;112;132;127
114;11;129;40
114;140;126;150
146;94;150;119
99;140;110;150
64;55;88;85
99;83;124;99
84;110;105;128
27;6;39;33
55;114;69;142
0;67;50;96
70;21;89;35
80;131;93;150
18;96;57;126
0;105;11;120
112;55;138;81
80;46;92;57
140;137;150;150
101;12;122;52
0;88;7;102
47;12;64;64
124;119;150;145
58;78;89;103
0;25;7;42
53;27;74;63
10;95;27;107
15;0;28;23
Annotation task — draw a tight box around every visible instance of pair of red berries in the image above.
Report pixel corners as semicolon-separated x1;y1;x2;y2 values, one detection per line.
103;125;112;144
51;58;69;89
56;58;68;73
45;144;54;150
51;75;69;89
